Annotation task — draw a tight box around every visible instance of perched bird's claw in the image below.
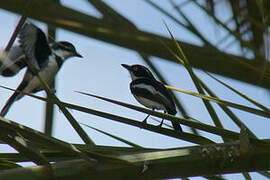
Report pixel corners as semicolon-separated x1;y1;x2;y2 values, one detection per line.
158;119;164;128
157;123;162;128
142;114;150;124
142;119;147;124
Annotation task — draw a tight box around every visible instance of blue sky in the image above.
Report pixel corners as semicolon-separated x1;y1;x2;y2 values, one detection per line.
0;1;269;179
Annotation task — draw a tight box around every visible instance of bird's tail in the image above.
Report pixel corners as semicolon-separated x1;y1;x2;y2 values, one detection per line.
0;91;20;117
167;108;182;132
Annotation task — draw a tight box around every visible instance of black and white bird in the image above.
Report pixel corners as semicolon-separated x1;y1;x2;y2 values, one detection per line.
121;64;182;132
0;23;82;116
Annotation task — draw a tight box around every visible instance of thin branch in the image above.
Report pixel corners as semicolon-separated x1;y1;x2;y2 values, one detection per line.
4;16;26;51
44;24;56;136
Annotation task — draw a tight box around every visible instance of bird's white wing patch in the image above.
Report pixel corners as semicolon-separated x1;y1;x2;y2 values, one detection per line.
132;83;166;110
133;83;156;93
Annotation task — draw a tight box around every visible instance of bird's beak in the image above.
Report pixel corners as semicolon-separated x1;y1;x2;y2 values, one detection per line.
121;64;131;71
75;52;83;58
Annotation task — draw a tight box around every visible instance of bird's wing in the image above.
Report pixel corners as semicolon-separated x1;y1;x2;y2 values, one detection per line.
0;46;27;76
153;80;176;112
130;78;176;114
19;23;51;70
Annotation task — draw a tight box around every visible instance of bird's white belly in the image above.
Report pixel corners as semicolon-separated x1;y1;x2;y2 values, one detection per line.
23;60;58;94
134;95;165;110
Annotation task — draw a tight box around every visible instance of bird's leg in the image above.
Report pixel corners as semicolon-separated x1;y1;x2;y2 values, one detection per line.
143;108;155;124
143;114;150;124
158;111;166;128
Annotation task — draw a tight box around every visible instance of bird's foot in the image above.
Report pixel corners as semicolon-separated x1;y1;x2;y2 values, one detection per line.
157;123;163;128
140;117;149;129
158;119;164;128
142;114;150;124
142;119;147;124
